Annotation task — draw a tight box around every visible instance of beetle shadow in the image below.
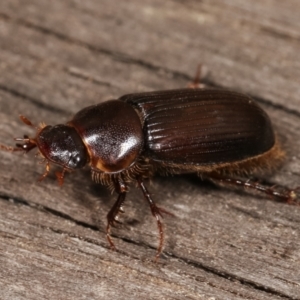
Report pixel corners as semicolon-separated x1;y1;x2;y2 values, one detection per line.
58;168;112;230
183;173;218;190
168;172;266;201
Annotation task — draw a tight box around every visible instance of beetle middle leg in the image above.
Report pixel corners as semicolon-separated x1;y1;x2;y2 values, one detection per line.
137;177;170;260
206;172;299;205
106;176;127;250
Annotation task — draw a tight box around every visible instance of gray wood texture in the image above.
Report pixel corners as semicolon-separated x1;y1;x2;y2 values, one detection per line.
0;1;300;299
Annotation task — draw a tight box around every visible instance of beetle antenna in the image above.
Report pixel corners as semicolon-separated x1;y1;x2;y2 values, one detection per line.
19;115;35;128
0;135;37;153
0;115;46;154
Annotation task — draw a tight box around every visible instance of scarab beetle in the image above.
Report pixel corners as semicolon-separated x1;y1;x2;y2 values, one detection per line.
1;88;298;259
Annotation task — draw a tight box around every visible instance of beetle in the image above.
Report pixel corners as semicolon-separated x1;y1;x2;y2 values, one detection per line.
1;88;298;259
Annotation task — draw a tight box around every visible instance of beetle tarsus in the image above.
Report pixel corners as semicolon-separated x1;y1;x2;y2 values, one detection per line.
207;173;300;205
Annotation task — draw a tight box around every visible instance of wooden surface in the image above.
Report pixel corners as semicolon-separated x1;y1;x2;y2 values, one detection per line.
0;1;300;299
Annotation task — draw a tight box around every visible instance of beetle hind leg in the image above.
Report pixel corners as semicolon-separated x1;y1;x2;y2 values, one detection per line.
206;172;300;205
188;64;207;89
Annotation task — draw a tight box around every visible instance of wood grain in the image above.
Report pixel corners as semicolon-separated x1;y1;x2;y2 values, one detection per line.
0;1;300;299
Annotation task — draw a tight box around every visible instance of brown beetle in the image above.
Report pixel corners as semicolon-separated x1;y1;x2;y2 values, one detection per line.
1;88;298;259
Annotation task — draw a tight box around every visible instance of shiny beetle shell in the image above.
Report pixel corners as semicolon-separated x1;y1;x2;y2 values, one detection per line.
121;89;277;172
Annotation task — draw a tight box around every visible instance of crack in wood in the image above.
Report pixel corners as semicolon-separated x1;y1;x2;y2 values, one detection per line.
0;11;206;89
169;256;299;300
260;25;300;42
1;12;299;121
0;83;67;115
66;67;112;87
0;191;298;298
250;94;300;119
0;191;155;254
0;12;174;76
0;192;99;231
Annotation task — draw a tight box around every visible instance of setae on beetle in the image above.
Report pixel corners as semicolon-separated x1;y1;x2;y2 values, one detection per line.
1;88;298;259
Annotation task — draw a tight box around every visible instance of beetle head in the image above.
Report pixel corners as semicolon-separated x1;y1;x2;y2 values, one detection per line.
36;124;88;170
2;115;89;185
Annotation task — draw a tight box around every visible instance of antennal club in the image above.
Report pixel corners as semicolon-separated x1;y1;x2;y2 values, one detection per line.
14;135;37;152
0;115;38;153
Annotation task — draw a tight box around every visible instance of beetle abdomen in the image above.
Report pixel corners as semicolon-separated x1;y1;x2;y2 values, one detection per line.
121;89;275;166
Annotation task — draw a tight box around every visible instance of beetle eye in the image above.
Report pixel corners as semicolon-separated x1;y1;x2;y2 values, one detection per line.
69;155;80;166
67;153;87;169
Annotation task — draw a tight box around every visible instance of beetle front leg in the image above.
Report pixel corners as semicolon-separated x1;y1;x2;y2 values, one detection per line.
206;172;299;205
106;176;127;250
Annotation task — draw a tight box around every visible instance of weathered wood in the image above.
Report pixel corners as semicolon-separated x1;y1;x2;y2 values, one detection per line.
0;0;300;299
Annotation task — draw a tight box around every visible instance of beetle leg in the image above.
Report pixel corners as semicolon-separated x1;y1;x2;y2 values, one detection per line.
55;167;68;186
0;144;24;152
136;177;165;261
206;173;299;205
38;161;50;182
188;64;207;89
106;176;127;250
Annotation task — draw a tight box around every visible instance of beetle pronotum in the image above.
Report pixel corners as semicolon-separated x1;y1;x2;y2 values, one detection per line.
1;87;298;259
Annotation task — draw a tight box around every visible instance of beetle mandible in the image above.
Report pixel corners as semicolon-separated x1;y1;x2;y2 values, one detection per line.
1;87;298;259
